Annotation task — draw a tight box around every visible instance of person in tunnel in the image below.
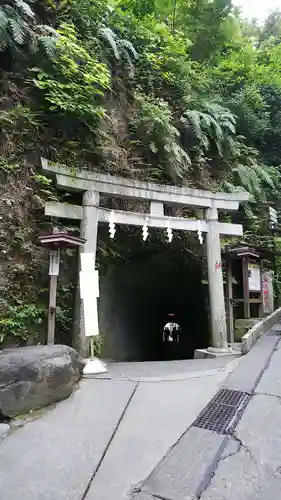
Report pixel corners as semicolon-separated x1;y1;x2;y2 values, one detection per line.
163;314;182;344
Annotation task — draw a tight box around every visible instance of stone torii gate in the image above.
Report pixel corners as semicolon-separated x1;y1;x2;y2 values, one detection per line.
41;158;249;357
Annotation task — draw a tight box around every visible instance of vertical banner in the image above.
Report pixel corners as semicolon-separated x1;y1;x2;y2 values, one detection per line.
83;298;99;337
80;253;100;337
80;252;95;273
262;270;274;314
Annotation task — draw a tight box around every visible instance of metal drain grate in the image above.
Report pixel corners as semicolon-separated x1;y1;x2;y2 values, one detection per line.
193;389;249;435
211;388;247;407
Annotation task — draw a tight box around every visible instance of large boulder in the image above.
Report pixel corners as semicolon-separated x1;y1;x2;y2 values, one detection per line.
0;345;85;417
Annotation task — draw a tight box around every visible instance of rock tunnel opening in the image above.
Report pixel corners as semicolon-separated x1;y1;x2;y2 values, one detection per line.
98;233;210;362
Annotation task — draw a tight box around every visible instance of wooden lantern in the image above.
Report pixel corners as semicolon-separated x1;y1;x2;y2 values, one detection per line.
38;228;86;345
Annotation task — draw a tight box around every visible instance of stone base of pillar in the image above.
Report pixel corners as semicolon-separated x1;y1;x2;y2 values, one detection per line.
194;343;241;359
82;358;108;378
207;346;231;354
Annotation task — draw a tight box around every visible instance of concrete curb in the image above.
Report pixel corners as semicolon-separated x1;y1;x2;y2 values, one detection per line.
241;307;281;354
223;332;280;394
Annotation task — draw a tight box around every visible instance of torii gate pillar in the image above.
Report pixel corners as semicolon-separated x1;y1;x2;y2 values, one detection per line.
74;190;99;357
205;207;228;350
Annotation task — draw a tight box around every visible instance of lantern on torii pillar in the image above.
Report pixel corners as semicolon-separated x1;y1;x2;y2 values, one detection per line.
38;228;86;345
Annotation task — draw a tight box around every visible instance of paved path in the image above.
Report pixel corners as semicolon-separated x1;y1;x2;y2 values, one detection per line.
2;335;279;500
133;330;281;500
201;335;281;500
0;356;240;500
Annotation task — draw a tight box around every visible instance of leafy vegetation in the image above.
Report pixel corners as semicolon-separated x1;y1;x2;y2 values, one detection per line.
0;303;45;345
1;0;281;345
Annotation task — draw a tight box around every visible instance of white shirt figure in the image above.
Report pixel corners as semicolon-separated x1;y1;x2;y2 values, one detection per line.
163;321;181;343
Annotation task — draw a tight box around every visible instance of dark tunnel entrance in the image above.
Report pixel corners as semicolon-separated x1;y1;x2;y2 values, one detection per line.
99;239;210;361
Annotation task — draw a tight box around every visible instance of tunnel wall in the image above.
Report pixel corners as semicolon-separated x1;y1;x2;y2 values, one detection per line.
98;271;143;361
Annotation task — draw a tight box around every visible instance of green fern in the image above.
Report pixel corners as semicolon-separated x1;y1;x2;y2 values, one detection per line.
180;110;203;141
182;99;276;204
120;38;139;59
233;162;275;194
220;149;275;211
168;142;191;176
233;164;260;193
100;27;120;59
37;35;57;56
9;17;25;44
14;0;35;18
182;102;237;157
99;26;138;66
0;8;8;29
132;93;190;180
0;0;57;55
221;181;249;194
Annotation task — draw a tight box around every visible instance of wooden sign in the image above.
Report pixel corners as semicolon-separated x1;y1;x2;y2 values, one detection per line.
49;250;60;276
